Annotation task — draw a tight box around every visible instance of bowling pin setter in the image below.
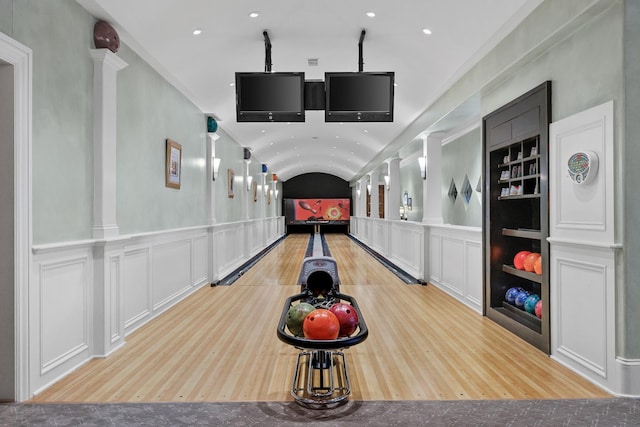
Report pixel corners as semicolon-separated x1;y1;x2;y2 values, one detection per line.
298;201;317;214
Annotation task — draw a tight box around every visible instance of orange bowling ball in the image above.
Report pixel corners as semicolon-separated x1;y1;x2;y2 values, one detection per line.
534;255;542;275
303;309;340;340
523;252;541;272
513;251;531;270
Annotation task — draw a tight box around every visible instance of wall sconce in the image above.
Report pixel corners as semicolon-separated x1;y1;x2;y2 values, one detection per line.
356;182;361;199
384;175;390;191
264;184;269;197
399;205;406;220
212;157;221;181
418;156;427;180
275;189;279;199
246;175;253;191
366;183;371;195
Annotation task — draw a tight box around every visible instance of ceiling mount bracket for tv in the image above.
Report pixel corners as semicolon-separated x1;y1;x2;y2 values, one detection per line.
358;29;366;72
263;30;272;72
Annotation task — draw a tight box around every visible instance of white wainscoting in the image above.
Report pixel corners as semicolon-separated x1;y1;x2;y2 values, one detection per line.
350;217;424;280
30;242;94;396
549;241;618;393
29;217;285;398
427;225;483;313
350;217;481;313
121;227;209;335
547;101;637;396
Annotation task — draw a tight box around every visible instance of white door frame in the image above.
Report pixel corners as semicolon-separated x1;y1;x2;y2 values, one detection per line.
0;31;33;402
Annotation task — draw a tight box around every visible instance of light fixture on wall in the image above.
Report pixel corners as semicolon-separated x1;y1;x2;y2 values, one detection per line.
275;189;279;199
356;182;362;199
246;175;253;191
264;184;269;197
418;155;427;179
212;157;221;181
366;183;371;194
384;175;390;191
209;130;221;181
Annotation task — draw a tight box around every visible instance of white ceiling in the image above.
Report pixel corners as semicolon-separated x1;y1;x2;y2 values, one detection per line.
78;0;541;182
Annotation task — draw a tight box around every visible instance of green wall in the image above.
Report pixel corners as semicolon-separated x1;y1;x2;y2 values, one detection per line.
441;127;482;227
399;159;422;222
116;43;208;234
6;0;95;244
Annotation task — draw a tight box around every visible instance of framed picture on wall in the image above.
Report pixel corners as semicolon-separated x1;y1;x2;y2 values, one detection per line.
165;138;182;189
253;180;258;202
227;169;235;198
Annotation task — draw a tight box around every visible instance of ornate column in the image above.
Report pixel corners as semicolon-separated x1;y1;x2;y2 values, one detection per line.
90;48;128;358
369;171;380;218
90;49;128;239
387;157;401;220
422;134;444;224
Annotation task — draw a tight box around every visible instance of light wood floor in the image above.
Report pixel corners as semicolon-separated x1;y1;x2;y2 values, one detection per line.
30;233;610;403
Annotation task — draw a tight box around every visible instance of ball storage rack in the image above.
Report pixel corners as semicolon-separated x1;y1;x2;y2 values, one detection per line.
276;289;368;408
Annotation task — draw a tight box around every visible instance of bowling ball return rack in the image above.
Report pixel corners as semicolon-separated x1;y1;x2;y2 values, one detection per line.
277;256;368;409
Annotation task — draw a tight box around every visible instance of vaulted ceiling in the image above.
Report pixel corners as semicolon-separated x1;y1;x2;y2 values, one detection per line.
78;0;541;181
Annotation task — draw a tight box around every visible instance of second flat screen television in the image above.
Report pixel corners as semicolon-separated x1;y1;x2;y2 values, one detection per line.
325;72;394;122
235;72;305;122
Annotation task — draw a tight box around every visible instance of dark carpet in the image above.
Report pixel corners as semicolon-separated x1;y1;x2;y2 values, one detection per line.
1;398;639;426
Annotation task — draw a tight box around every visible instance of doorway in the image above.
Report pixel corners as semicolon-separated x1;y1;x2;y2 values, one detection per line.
0;32;32;402
0;58;15;402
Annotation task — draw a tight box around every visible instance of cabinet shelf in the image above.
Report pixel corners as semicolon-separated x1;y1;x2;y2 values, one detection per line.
502;265;542;283
498;174;539;184
502;228;542;240
498;302;542;333
497;193;540;200
497;154;540;168
484;81;550;354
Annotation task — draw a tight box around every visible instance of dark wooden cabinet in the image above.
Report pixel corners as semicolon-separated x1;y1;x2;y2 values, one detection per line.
483;82;551;354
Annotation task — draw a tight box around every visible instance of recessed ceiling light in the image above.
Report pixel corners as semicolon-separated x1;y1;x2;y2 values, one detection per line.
423;28;432;35
229;82;235;87
366;12;376;18
192;28;202;36
249;11;259;18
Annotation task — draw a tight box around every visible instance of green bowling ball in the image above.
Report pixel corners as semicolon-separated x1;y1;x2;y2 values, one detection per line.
286;302;315;337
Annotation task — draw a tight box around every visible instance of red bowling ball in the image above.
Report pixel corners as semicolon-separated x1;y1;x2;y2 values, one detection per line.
329;302;359;337
535;300;542;319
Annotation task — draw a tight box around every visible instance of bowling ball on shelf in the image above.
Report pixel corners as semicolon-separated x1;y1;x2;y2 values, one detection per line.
535;300;543;319
534;256;542;275
303;309;340;340
329;302;359;337
524;294;541;314
505;287;524;304
286;302;316;337
515;289;531;308
523;253;541;272
513;251;531;270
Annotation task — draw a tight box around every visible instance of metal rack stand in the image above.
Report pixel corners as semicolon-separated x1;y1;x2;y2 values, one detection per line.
277;291;368;408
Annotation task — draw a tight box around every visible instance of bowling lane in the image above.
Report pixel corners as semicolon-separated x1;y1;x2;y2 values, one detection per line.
30;232;610;403
230;233;310;287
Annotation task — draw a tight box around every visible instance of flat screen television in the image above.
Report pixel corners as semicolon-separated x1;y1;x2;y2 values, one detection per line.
235;72;305;122
284;198;351;225
325;72;394;122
